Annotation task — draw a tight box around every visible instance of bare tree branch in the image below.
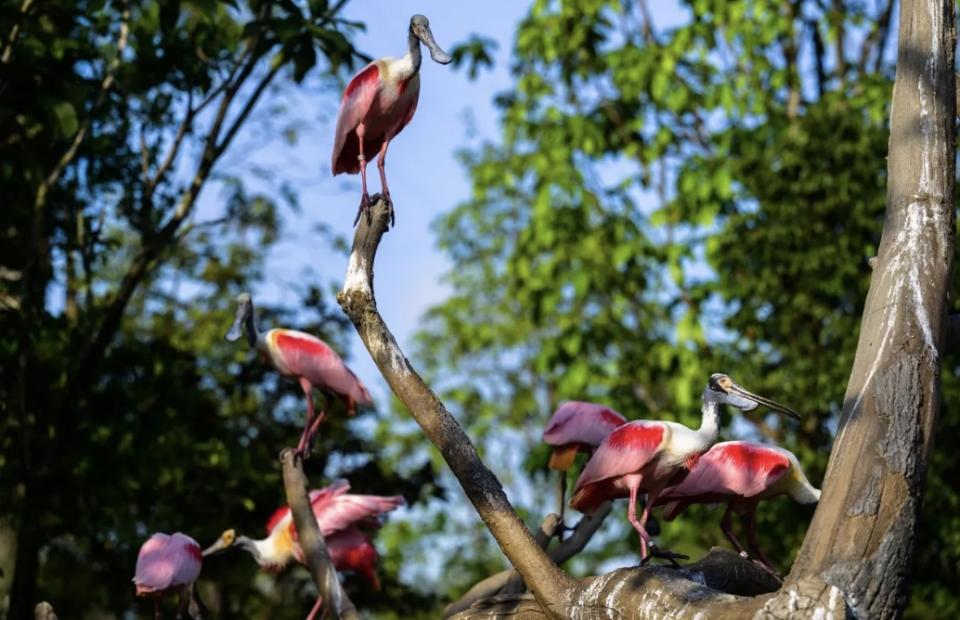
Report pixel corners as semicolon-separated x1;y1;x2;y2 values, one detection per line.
337;198;575;617
1;0;34;64
280;449;359;620
143;89;194;204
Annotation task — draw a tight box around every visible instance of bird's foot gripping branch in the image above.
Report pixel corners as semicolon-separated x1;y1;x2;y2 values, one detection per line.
335;197;842;618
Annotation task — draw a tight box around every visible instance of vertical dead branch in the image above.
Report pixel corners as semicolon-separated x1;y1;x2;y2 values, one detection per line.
337;198;575;617
280;449;359;620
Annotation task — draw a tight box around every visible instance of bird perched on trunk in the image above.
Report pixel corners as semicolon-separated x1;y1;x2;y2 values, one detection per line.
203;480;403;619
133;532;203;619
571;373;800;563
542;401;626;526
331;14;452;227
225;293;372;456
656;440;820;575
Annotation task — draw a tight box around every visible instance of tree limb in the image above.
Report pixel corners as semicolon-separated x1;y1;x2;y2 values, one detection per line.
280;448;359;620
337;197;575;617
448;548;786;620
445;503;613;617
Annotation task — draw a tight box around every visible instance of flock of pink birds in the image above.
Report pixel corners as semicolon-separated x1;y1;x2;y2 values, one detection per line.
131;14;821;619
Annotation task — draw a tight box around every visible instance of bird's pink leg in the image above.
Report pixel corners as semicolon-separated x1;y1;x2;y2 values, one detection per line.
353;123;372;226
637;485;688;567
154;598;161;620
295;378;316;457
719;503;750;558
626;482;652;559
376;137;395;227
745;506;780;577
306;595;323;620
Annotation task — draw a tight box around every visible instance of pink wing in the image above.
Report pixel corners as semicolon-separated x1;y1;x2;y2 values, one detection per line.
573;421;666;492
659;441;791;501
326;527;380;590
542;401;627;448
331;62;381;175
133;532;202;594
268;329;373;407
266;489;327;535
313;493;405;536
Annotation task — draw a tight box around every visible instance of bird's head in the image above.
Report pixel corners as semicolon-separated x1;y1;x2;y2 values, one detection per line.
225;293;254;343
705;373;800;420
409;15;452;65
202;529;237;557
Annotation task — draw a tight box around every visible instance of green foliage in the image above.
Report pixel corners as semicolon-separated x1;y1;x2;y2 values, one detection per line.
0;1;440;617
424;0;960;615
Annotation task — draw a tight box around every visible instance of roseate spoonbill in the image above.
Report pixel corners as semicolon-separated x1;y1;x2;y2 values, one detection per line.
203;480;403;619
225;293;373;456
657;440;820;574
570;373;800;563
133;532;203;619
542;401;627;528
331;14;452;227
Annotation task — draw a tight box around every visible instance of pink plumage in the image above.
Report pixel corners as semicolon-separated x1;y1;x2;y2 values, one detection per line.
570;421;667;514
542;401;626;471
658;441;791;510
656;441;821;573
331;63;419;176
133;532;202;596
543;401;626;448
326;527;382;590
266;329;373;411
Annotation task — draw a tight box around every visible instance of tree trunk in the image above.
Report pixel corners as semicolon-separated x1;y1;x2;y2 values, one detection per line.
788;1;956;617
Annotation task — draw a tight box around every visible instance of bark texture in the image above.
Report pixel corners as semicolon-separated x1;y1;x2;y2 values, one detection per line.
337;196;575;618
788;2;956;618
280;449;359;620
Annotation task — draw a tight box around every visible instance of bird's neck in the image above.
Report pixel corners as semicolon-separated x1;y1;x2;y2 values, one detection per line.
407;29;422;74
696;400;721;443
243;313;259;349
237;535;280;568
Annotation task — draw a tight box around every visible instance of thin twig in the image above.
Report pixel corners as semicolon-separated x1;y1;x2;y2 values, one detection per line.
1;0;34;64
280;449;359;620
33;0;130;211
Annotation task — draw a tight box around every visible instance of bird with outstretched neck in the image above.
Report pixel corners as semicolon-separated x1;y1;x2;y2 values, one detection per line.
203;480;403;620
571;373;800;563
331;14;452;227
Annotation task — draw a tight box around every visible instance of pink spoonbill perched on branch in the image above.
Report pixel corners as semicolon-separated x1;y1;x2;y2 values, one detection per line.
203;480;403;619
570;373;800;563
657;440;820;575
331;14;452;227
133;532;203;619
225;293;373;457
542;401;626;526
